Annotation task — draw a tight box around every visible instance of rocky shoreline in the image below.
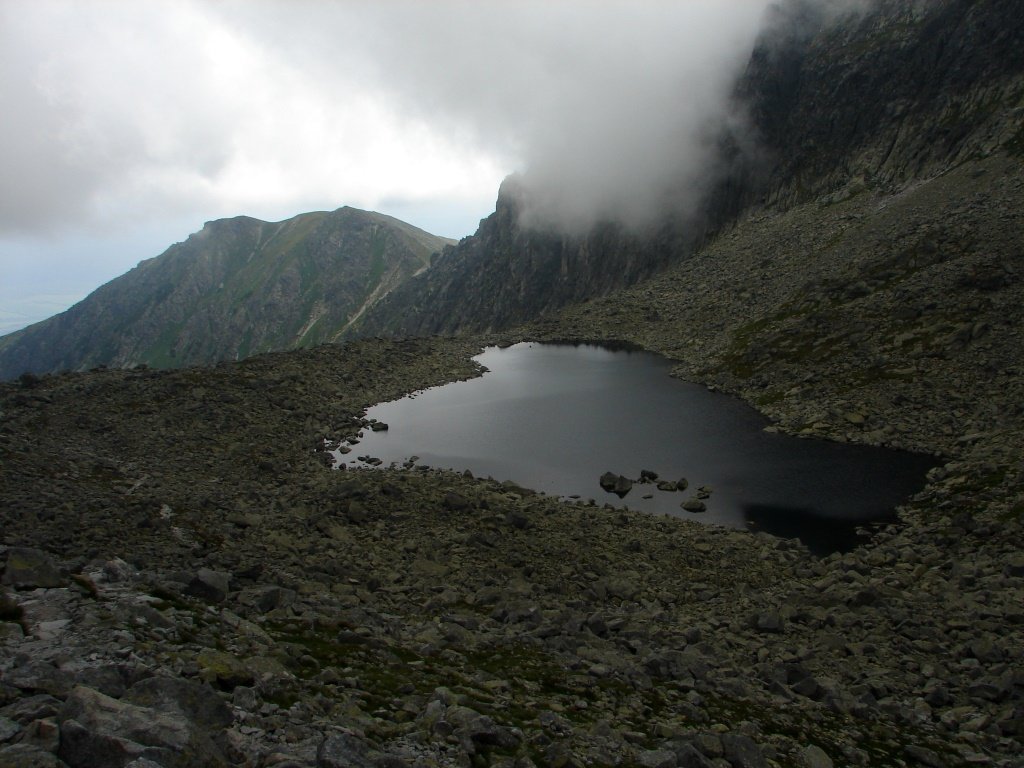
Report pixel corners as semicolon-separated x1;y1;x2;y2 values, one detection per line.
2;323;1022;767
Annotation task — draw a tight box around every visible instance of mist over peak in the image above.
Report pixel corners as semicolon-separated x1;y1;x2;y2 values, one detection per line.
334;0;776;235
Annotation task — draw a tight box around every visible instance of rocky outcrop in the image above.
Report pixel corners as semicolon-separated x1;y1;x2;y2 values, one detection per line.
355;176;706;336
0;208;452;379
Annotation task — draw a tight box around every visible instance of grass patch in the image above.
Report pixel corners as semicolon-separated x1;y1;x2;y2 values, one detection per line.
754;390;786;407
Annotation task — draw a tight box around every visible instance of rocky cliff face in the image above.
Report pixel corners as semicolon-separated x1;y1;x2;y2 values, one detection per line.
356;0;1024;338
741;0;1024;210
355;177;706;336
0;208;451;378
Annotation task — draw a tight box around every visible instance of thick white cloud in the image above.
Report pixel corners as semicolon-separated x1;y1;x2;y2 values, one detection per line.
340;0;774;230
0;0;774;330
0;0;505;234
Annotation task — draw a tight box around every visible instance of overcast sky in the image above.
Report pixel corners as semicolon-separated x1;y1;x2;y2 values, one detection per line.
0;0;773;335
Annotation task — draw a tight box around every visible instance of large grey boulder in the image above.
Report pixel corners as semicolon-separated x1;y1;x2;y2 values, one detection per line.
2;548;64;590
0;715;21;743
445;705;522;753
237;585;296;613
0;742;67;767
599;472;633;497
57;686;228;768
721;734;768;768
1;661;73;698
122;677;232;732
184;569;231;604
316;732;379;768
665;740;716;768
800;744;834;768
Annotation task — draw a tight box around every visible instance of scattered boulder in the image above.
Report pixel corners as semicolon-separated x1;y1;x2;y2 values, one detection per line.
637;748;676;768
681;499;706;513
665;739;717;768
317;732;379;768
0;588;23;624
446;705;522;752
0;714;21;742
1;661;73;698
237;585;296;613
1004;555;1024;578
122;677;232;732
442;492;473;512
599;473;633;497
504;509;530;529
800;744;834;768
613;476;633;496
903;744;945;767
1;694;63;724
58;685;228;768
2;548;64;590
750;611;785;634
721;733;769;768
184;569;231;604
0;743;65;767
345;499;368;523
196;650;255;690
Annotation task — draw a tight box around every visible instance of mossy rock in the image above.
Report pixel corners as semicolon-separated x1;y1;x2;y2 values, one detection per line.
196;649;255;690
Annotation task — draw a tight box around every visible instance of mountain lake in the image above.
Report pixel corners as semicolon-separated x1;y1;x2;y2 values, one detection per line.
336;342;938;554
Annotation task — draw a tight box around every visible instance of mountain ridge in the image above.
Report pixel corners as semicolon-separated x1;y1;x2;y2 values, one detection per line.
0;206;453;378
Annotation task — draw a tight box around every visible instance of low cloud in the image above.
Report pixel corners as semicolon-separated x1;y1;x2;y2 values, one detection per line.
313;0;776;232
0;1;504;239
1;0;776;242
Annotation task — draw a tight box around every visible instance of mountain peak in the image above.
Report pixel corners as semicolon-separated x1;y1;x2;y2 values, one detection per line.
0;208;451;378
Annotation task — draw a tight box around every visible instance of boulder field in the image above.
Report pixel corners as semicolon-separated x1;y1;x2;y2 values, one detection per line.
1;326;1022;767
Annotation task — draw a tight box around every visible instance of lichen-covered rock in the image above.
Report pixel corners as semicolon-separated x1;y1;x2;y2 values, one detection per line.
2;549;63;591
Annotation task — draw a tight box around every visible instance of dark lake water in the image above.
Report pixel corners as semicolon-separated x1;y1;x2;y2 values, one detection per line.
339;343;937;554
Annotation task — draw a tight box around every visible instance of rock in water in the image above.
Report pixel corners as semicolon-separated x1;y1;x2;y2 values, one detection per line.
599;472;633;497
613;475;633;497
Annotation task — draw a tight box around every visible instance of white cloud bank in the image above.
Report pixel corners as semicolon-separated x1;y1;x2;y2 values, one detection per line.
0;0;774;330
